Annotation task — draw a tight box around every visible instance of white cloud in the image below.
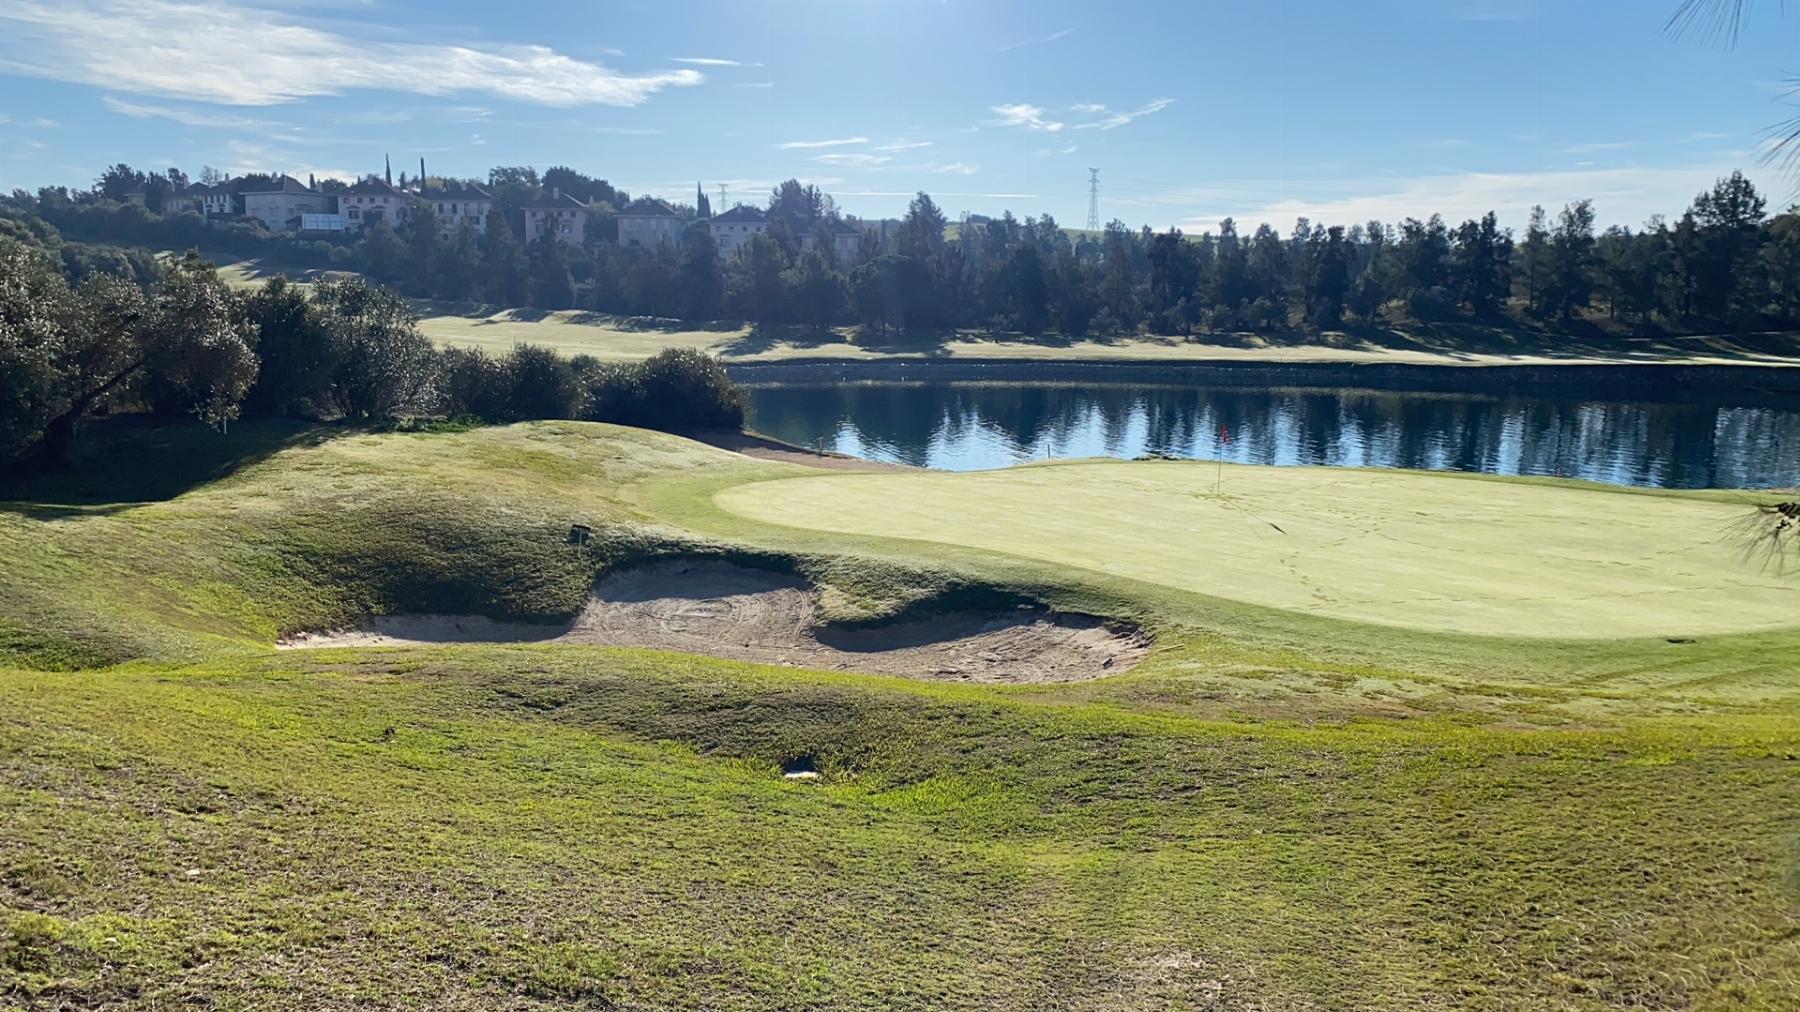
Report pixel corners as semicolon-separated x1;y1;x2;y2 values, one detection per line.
0;0;702;107
835;190;1039;200
1068;102;1108;115
101;94;269;127
1561;140;1636;154
1035;144;1079;157
1075;97;1174;130
222;139;352;183
672;57;761;67
25;117;56;127
1173;164;1761;234
734;81;775;90
0;113;10;125
876;138;934;151
779;136;868;150
812;152;891;167
990;103;1063;132
932;162;980;175
998;27;1073;53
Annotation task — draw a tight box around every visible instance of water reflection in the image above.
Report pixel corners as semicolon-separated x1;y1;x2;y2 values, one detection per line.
744;383;1800;489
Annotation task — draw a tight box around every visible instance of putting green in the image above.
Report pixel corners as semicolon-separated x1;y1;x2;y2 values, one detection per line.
714;461;1797;639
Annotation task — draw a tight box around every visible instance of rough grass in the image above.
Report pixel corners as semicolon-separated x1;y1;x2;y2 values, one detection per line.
3;419;1799;1009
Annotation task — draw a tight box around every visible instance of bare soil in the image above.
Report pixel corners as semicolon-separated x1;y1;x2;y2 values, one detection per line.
280;559;1148;683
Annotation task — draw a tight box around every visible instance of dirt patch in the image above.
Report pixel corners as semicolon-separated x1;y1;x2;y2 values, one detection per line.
280;559;1148;683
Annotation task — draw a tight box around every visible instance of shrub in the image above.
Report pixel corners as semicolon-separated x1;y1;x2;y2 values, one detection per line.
581;348;744;432
503;343;584;421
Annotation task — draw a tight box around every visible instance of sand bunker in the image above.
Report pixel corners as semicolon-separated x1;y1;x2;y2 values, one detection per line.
280;559;1148;683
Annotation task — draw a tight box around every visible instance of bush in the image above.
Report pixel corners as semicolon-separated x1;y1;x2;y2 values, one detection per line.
503;343;583;420
436;346;509;421
581;348;744;432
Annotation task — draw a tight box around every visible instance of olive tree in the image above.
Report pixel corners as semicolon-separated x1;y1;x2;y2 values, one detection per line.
1;243;257;465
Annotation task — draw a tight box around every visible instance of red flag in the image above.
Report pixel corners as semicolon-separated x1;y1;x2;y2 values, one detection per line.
1218;424;1230;446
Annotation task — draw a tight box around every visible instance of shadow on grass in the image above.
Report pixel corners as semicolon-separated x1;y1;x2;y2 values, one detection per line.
2;417;343;516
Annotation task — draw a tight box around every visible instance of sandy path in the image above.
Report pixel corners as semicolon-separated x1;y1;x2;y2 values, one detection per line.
281;560;1147;683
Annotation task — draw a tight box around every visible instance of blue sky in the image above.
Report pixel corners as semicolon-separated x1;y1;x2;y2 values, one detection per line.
0;0;1793;232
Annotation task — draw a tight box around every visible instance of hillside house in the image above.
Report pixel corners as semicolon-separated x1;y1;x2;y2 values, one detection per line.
800;219;866;267
709;204;767;258
617;197;685;249
242;175;332;231
523;189;592;245
340;177;409;231
418;181;494;233
192;180;241;217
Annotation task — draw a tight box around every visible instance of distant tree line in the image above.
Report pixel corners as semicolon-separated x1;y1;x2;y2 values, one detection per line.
0;235;743;468
8;165;1798;339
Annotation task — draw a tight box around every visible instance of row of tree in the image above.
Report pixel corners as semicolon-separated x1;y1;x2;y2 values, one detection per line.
0;237;743;467
11;166;1797;337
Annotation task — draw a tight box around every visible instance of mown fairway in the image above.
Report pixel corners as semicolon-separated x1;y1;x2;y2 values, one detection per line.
3;421;1798;1010
713;461;1795;638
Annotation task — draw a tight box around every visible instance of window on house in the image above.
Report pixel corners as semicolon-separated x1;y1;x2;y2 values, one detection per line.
561;223;571;235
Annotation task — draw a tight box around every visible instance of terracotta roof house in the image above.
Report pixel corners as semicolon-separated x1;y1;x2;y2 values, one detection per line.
339;176;409;231
418;181;495;233
616;197;685;249
523;189;593;245
241;175;332;231
708;204;767;258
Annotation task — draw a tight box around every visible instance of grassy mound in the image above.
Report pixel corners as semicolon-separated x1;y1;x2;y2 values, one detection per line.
4;419;1799;1009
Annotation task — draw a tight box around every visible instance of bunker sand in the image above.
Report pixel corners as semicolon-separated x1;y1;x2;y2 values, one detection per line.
282;559;1147;683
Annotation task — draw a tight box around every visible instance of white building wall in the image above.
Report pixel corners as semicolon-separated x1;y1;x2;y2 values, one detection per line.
618;216;684;249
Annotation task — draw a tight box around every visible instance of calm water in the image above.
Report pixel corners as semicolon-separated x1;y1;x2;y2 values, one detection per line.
744;382;1800;489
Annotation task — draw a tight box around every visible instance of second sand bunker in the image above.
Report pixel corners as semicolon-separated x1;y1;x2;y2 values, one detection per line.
282;559;1148;683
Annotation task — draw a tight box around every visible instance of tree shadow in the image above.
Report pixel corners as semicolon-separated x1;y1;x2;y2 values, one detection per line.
2;417;343;517
718;323;856;357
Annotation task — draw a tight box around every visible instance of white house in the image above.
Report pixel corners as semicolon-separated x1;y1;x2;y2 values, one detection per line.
523;189;592;245
801;219;866;267
709;204;767;258
242;175;332;231
617;197;685;249
193;180;239;217
339;176;409;231
418;181;494;233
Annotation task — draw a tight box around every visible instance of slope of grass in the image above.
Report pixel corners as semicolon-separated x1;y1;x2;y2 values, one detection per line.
3;419;1799;1009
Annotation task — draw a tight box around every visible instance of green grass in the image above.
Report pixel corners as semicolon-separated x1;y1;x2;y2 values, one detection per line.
710;461;1793;639
416;304;1800;367
4;419;1799;1009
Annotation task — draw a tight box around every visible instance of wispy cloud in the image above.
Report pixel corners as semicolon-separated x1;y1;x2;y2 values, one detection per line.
101;94;269;127
835;190;1040;200
1561;140;1636;154
811;152;891;167
0;0;703;106
998;27;1073;52
875;138;933;151
932;161;979;175
222;139;353;184
1073;97;1175;130
1035;144;1078;157
672;57;762;67
1174;163;1759;234
990;103;1064;132
734;81;775;90
779;136;869;150
1068;102;1107;115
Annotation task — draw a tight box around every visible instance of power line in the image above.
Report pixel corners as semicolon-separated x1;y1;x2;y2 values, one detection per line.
1086;168;1100;231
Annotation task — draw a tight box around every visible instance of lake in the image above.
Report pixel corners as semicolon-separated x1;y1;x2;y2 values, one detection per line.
744;381;1800;489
